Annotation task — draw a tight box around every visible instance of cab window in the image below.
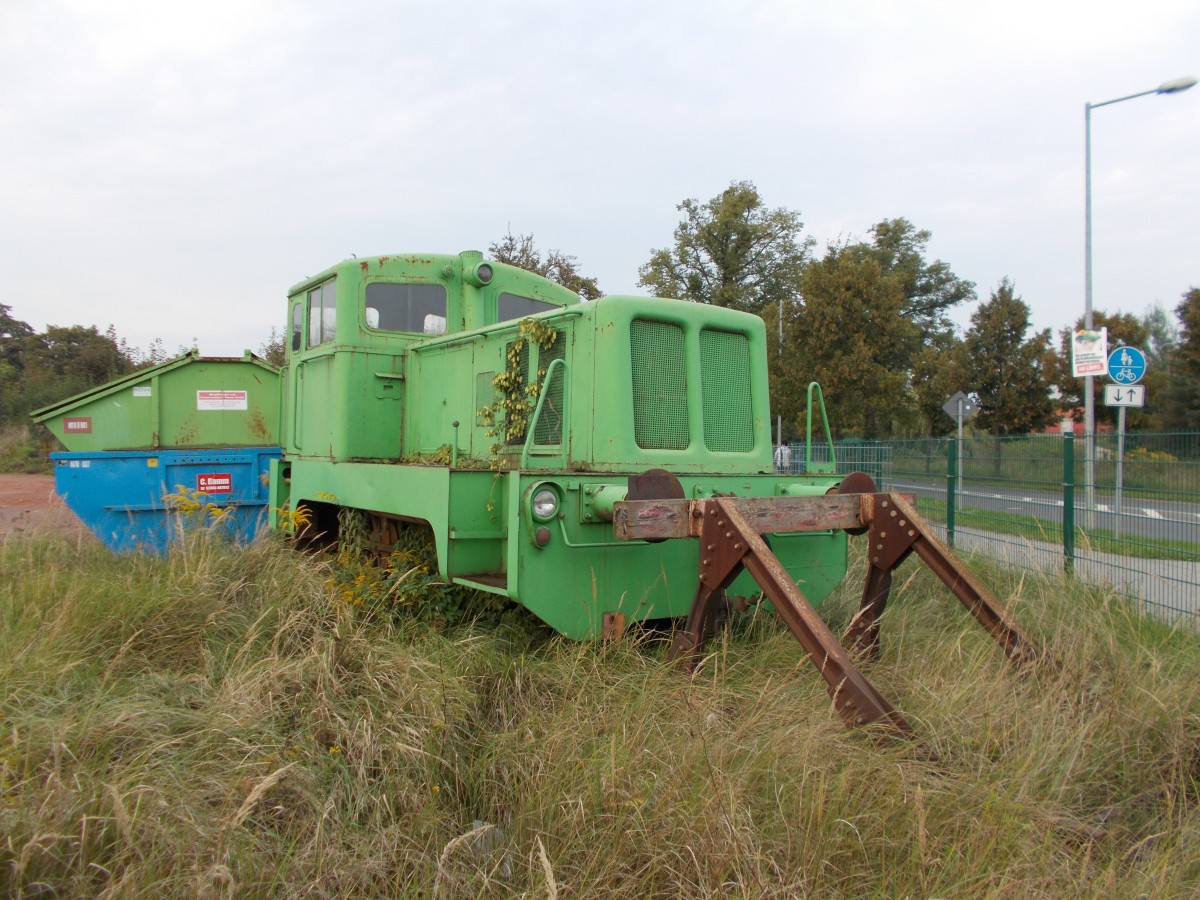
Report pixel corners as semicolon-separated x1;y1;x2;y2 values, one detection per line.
497;293;557;323
306;279;336;348
290;302;303;352
365;283;448;334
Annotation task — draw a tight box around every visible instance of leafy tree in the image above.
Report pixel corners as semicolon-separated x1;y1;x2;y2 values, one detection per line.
0;304;34;421
637;181;813;313
489;229;602;301
258;328;286;367
963;279;1054;435
910;331;967;437
863;218;976;343
780;243;912;438
0;303;32;369
1161;287;1200;429
16;325;132;418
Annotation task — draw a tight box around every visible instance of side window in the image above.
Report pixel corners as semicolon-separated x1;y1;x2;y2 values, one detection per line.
497;293;558;323
365;283;448;334
306;279;336;348
290;302;303;352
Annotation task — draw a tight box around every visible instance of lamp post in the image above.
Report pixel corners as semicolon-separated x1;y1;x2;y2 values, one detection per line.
1082;74;1196;518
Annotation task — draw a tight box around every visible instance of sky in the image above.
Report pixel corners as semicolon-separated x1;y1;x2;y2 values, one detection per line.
1;0;1197;359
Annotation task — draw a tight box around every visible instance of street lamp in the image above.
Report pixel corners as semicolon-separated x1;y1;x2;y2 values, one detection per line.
1082;74;1196;516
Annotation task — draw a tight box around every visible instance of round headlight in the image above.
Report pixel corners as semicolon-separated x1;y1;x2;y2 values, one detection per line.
466;262;494;286
532;488;559;520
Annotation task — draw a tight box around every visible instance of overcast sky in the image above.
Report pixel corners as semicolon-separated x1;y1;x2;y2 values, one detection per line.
2;0;1197;358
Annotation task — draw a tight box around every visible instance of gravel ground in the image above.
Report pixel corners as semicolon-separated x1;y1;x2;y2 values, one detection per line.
0;472;93;542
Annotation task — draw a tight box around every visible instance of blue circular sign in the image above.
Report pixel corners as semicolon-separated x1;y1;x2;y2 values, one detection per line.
1107;346;1146;385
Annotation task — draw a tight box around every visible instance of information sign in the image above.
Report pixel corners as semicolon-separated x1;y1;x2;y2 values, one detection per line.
1071;327;1108;377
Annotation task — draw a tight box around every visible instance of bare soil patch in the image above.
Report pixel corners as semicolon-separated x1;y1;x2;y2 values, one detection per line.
0;472;93;542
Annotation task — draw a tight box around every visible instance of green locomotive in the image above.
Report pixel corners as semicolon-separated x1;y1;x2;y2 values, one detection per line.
269;250;848;638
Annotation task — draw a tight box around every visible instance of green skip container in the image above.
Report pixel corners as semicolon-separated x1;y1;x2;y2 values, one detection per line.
32;350;280;451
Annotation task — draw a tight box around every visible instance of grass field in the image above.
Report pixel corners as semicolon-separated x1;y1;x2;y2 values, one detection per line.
2;527;1199;897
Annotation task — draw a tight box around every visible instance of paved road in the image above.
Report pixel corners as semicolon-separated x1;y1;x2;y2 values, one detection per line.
887;476;1200;546
921;522;1199;618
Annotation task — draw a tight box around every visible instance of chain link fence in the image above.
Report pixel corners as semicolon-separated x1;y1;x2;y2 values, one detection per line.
869;434;1196;620
776;433;1199;620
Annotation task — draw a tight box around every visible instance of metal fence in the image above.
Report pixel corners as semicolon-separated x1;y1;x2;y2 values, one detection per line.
869;433;1198;621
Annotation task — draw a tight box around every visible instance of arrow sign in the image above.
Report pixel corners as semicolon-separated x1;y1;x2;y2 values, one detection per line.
1104;384;1145;407
1107;346;1146;385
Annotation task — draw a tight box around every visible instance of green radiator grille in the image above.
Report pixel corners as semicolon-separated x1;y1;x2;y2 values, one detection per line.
700;328;753;451
630;320;689;449
532;330;567;446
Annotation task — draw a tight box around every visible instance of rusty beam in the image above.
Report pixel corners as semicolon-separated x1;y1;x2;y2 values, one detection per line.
614;494;869;542
873;493;1040;667
671;498;912;735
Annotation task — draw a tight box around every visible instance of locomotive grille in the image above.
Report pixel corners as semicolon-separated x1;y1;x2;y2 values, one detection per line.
532;329;567;445
700;328;753;451
630;320;689;449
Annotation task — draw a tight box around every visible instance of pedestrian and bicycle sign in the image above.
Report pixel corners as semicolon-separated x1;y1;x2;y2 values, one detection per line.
1107;346;1146;385
1104;384;1145;407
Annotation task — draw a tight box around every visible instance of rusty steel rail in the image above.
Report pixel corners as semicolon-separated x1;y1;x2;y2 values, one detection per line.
613;491;1041;735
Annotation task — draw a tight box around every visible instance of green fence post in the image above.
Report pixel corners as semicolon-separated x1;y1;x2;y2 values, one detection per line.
1063;433;1075;575
947;438;956;549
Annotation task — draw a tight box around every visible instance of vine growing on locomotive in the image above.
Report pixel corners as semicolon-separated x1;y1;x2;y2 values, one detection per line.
269;250;848;638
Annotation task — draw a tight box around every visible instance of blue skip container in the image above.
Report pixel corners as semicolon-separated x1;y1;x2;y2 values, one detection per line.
52;447;282;554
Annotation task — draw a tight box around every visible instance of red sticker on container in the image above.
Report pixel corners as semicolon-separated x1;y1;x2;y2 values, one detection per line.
63;416;92;433
197;473;232;494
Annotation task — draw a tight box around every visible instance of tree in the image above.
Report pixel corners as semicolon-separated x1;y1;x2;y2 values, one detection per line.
780;243;912;438
489;229;603;301
637;181;813;313
963;279;1054;435
1142;301;1179;371
910;331;967;437
863;218;976;343
1161;287;1200;429
16;325;132;418
258;328;286;367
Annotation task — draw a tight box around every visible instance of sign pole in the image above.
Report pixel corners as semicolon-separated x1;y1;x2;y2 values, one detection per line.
1105;345;1147;543
957;398;965;511
1114;405;1126;539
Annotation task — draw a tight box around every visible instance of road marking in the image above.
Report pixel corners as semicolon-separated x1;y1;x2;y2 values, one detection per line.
1144;509;1163;519
1096;504;1111;512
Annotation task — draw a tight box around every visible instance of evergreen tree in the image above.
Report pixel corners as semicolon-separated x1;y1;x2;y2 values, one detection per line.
1162;288;1200;429
964;279;1054;435
910;332;967;437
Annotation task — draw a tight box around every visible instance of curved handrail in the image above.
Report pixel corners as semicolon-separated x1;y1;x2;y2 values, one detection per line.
805;381;836;474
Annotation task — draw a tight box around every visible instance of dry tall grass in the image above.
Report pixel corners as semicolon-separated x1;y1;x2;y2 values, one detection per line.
1;527;1198;897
